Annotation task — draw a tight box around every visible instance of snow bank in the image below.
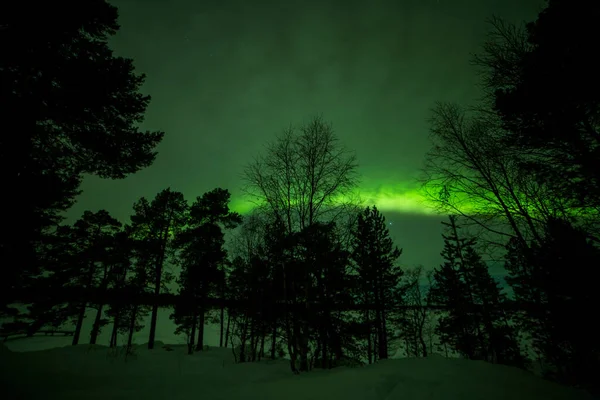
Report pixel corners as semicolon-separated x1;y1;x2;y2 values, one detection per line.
0;343;595;400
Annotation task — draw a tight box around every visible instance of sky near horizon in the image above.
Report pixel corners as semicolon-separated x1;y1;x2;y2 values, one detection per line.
65;0;545;271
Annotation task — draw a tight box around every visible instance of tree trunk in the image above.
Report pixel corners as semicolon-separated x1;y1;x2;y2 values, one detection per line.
321;331;328;369
248;320;256;362
366;309;372;364
373;331;378;363
270;324;277;359
380;306;388;359
219;302;225;347
299;324;309;372
239;316;249;363
127;304;138;348
418;313;428;357
259;329;266;361
73;261;96;346
148;220;171;351
148;253;164;350
196;306;205;351
287;316;299;374
72;303;86;346
225;311;231;348
188;311;197;355
89;304;104;345
109;306;120;348
312;340;321;369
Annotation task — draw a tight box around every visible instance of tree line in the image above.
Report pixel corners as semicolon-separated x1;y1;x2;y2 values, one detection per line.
1;0;598;395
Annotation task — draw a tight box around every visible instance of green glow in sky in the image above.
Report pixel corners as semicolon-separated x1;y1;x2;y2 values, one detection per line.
228;181;443;216
63;0;544;271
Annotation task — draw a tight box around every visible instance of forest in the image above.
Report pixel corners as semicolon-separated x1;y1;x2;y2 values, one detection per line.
1;0;599;396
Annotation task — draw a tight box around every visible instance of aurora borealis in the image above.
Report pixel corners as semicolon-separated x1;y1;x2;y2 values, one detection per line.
65;0;545;269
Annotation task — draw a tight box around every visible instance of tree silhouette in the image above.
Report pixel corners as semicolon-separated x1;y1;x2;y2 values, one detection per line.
429;216;523;366
398;266;431;357
505;217;600;388
473;0;600;237
242;116;359;373
306;222;353;369
0;1;164;316
104;227;136;348
172;188;241;354
57;210;122;345
130;188;187;350
350;206;403;363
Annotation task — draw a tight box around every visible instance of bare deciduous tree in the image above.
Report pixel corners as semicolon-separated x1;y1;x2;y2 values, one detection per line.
243;116;359;233
242;115;359;373
420;102;566;253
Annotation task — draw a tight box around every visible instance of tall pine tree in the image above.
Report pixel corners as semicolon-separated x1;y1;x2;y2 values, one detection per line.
429;215;523;366
1;2;164;315
130;188;187;350
350;206;403;363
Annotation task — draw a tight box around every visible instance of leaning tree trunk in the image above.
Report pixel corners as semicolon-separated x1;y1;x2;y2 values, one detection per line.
89;303;104;345
109;306;121;348
127;304;138;348
73;262;96;346
72;303;86;346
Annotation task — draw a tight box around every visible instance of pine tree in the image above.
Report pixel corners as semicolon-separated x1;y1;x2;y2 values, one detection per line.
171;188;241;354
1;1;164;315
60;211;122;345
398;266;430;358
103;225;149;349
505;217;600;388
429;216;524;366
350;206;403;362
293;222;352;369
130;188;188;350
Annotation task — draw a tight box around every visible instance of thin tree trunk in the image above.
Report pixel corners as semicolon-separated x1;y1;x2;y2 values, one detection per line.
148;252;164;350
313;340;321;369
148;219;171;351
127;305;138;348
299;324;309;371
219;302;225;347
72;303;86;346
239;315;249;363
322;329;328;369
109;306;120;348
373;331;378;363
188;311;197;355
89;304;104;345
259;329;266;361
419;329;428;357
381;305;388;359
225;311;231;348
270;324;277;359
286;314;299;373
366;308;372;364
196;306;205;351
248;320;256;362
73;262;96;346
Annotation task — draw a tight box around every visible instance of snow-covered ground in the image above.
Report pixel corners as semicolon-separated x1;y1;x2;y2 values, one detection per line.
0;340;595;400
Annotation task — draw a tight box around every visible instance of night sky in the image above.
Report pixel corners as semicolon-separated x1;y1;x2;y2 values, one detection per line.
65;0;545;272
